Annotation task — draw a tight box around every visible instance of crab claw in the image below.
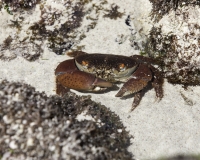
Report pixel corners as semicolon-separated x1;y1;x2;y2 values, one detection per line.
56;70;112;95
115;64;152;97
115;64;152;111
55;59;112;95
55;59;78;75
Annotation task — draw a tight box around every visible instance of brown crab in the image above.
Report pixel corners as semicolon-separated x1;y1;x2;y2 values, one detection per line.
55;51;163;111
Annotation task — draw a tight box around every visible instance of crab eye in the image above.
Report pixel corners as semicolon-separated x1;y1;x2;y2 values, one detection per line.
119;63;126;71
82;61;89;67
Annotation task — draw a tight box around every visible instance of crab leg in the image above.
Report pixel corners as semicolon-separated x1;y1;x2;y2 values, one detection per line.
130;55;164;99
115;64;152;111
115;64;152;97
131;91;145;111
55;59;112;96
150;66;164;100
67;51;87;58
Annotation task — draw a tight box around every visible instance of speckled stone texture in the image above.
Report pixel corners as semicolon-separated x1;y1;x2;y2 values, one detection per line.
0;80;132;160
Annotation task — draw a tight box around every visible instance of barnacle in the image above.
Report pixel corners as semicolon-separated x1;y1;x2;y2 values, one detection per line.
150;0;200;22
2;0;40;12
0;80;133;159
146;4;200;85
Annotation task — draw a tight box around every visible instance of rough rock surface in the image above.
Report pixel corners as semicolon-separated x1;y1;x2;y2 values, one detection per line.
0;80;132;160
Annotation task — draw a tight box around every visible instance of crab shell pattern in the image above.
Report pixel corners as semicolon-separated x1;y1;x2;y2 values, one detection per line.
55;51;163;111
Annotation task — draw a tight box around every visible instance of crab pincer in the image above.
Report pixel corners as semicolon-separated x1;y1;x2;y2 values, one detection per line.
55;59;112;96
115;64;153;111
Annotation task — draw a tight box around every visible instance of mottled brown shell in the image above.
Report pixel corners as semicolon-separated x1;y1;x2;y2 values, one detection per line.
75;54;138;81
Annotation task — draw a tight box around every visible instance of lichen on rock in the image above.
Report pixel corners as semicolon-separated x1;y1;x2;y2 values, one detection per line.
0;80;133;159
103;3;124;20
147;2;200;85
2;0;40;12
149;0;200;22
0;0;118;61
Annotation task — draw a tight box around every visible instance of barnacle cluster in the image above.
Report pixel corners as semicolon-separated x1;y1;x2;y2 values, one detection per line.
2;0;40;12
0;35;41;61
147;1;200;85
0;80;133;159
149;0;200;22
29;1;86;55
0;0;121;60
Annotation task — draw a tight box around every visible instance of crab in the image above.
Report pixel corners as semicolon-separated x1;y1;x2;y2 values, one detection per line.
55;51;163;111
